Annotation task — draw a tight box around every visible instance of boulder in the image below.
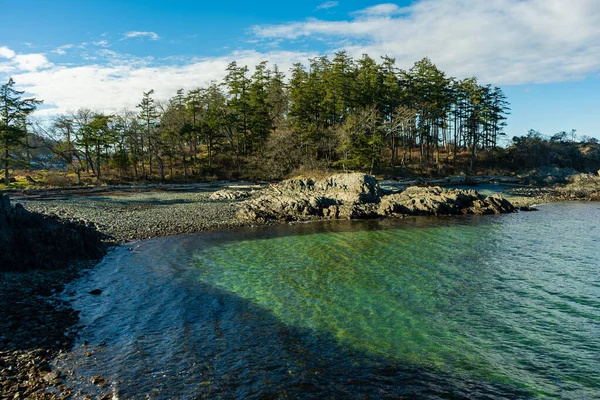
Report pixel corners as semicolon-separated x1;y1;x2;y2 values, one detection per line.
210;189;251;201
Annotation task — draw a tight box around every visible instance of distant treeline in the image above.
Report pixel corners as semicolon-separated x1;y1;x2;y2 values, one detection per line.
1;53;598;183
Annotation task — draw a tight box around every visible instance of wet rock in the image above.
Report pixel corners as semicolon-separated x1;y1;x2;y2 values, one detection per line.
519;206;538;212
0;263;98;399
43;370;62;383
91;375;108;387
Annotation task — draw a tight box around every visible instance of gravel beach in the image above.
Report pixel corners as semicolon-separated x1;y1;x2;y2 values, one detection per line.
16;184;264;243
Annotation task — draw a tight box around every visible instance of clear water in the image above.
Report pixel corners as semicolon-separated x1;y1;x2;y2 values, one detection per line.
59;202;600;399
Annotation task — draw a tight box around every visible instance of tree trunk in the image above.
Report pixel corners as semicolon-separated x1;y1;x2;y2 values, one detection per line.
140;135;146;179
4;147;9;185
96;144;101;180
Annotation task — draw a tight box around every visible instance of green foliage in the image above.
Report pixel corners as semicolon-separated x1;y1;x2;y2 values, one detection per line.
507;129;599;170
0;78;42;183
23;54;526;181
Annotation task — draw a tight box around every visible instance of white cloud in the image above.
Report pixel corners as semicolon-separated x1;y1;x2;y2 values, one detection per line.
0;47;52;72
316;1;339;10
52;44;75;55
253;0;600;85
13;54;52;71
92;40;109;47
353;3;403;16
0;46;16;59
121;31;161;41
8;50;313;116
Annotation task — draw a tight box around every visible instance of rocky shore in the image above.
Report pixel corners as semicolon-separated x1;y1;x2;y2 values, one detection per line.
2;170;598;398
0;263;102;399
504;169;600;207
1;194;108;399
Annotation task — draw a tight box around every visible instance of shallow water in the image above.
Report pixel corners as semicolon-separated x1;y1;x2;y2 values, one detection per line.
59;202;600;399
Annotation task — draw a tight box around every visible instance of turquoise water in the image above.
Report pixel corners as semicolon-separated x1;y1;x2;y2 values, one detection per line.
61;203;600;399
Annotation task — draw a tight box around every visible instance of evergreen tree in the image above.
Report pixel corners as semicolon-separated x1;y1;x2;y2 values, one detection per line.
0;78;42;184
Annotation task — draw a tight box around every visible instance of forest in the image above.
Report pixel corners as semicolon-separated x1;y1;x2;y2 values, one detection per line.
1;53;598;185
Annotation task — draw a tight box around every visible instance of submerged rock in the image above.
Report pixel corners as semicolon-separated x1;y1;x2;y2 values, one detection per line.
237;173;516;222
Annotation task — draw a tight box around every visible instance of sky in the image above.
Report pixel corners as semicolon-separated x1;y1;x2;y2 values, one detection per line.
0;0;599;141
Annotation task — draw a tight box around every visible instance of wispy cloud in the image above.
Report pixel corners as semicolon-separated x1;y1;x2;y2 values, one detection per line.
316;1;339;10
352;3;404;17
52;44;74;55
253;0;600;85
91;40;110;47
121;31;161;41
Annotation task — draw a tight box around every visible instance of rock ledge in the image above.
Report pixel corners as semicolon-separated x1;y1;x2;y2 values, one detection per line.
237;173;516;222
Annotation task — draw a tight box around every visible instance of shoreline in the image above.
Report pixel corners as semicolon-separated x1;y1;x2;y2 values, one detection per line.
1;178;597;398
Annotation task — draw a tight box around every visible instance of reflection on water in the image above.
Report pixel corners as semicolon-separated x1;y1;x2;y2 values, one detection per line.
59;203;600;399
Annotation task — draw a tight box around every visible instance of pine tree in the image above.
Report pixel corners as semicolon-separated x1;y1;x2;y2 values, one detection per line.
0;78;42;184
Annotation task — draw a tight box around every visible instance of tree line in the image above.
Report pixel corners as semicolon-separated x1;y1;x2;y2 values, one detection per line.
2;53;513;183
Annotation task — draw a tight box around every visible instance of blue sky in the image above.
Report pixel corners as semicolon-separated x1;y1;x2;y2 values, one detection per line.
1;0;599;141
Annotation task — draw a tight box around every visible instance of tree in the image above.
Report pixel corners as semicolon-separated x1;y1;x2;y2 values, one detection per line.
223;61;251;155
86;113;113;179
0;78;42;184
335;106;384;173
137;90;164;180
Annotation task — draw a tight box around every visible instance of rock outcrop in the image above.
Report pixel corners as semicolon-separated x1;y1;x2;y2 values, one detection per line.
0;194;108;272
237;173;516;222
519;167;579;186
555;172;600;201
209;189;252;201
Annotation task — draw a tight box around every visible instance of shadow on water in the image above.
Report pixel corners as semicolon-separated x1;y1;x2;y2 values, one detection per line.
59;274;534;400
55;214;540;400
56;203;600;399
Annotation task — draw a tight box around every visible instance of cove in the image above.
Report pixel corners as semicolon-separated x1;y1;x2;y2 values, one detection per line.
58;202;600;399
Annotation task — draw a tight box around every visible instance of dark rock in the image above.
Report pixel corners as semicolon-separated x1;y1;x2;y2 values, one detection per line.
519;206;538;212
0;193;109;272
